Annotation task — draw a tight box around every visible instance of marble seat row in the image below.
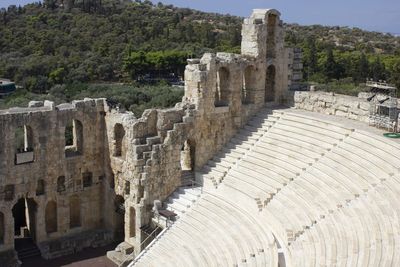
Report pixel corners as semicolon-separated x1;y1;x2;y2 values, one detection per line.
133;109;400;267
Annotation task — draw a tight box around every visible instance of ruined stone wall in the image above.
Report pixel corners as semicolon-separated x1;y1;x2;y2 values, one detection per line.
294;91;371;122
0;9;297;263
105;9;295;256
0;99;112;260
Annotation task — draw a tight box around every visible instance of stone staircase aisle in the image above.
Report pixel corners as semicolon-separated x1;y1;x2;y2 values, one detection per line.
15;238;41;261
200;108;281;189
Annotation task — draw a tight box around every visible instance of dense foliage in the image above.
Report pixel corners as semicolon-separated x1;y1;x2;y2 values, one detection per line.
0;0;399;99
0;0;242;92
285;26;400;90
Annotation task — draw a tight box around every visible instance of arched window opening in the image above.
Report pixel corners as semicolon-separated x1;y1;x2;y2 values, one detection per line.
82;172;93;188
45;201;57;234
267;14;277;59
114;123;125;158
65;119;83;157
243;66;257;104
180;140;196;186
15;125;34;164
180;140;195;171
129;207;136;238
0;212;4;244
36;179;45;196
265;65;276;102
57;176;66;193
69;195;81;228
215;67;230;107
124;181;130;195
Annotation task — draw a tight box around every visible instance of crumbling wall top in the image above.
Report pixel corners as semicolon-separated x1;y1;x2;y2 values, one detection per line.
0;98;107;117
246;9;281;24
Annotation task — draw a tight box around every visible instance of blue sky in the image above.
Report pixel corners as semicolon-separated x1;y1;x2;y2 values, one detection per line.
1;0;399;34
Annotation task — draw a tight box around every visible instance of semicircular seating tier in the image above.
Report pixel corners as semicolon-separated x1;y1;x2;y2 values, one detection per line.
132;108;400;267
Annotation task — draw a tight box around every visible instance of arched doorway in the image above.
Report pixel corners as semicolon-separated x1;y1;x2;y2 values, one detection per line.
12;198;38;259
243;65;256;104
114;195;125;241
12;198;37;240
265;65;276;102
180;140;195;171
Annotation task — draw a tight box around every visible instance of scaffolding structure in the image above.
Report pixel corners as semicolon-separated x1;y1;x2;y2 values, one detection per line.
367;80;398;132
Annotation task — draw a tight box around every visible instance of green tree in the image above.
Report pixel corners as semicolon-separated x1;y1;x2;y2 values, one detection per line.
49;67;66;84
323;48;339;80
370;56;387;81
303;35;318;79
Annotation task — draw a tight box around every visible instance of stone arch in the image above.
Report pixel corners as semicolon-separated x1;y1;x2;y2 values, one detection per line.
0;212;4;244
36;179;45;196
69;195;81;228
265;65;276;102
12;198;26;237
113;123;125;158
266;13;277;58
243;65;257;104
215;67;230;107
129;207;136;238
12;198;37;240
65;119;83;157
180;140;195;171
45;200;57;234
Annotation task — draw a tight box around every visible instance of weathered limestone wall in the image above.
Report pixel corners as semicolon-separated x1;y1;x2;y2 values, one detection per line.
0;99;112;260
105;8;295;256
0;8;298;264
294;91;371;122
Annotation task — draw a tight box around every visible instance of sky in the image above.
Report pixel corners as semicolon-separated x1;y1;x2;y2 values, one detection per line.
0;0;399;34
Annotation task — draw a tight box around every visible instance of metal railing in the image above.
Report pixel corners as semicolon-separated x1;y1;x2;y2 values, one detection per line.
118;226;163;267
366;80;397;90
122;179;204;266
126;225;171;267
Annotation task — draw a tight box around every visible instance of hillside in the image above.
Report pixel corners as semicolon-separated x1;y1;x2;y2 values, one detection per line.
285;23;400;54
0;0;399;94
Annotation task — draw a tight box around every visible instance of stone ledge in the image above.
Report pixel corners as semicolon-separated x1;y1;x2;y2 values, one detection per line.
38;229;114;260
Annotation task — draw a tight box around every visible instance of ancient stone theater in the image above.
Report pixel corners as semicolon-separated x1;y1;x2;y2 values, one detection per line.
1;9;400;267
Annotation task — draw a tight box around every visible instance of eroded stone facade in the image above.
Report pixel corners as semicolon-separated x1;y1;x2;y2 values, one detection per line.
0;9;297;265
294;90;399;127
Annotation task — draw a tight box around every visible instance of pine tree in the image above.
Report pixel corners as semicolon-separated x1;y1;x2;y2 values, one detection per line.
370;56;387;81
324;48;337;80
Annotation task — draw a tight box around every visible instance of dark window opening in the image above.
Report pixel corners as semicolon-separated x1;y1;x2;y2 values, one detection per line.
82;172;93;188
57;176;66;193
65;120;83;157
215;67;230;107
